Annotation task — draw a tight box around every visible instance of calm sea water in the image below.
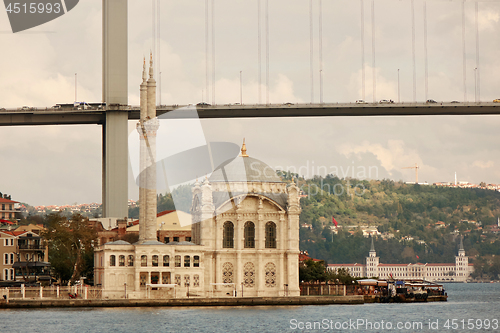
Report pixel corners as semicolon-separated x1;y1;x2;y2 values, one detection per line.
0;283;499;333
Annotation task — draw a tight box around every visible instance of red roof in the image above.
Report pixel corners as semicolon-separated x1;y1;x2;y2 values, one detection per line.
0;198;18;204
0;219;14;224
0;230;28;237
157;210;175;217
328;263;365;267
299;253;322;262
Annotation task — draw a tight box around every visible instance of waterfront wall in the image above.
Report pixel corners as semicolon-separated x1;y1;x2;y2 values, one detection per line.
0;295;364;309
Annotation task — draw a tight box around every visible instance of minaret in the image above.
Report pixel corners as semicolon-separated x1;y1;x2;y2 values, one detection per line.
455;172;457;186
138;58;148;241
137;55;160;243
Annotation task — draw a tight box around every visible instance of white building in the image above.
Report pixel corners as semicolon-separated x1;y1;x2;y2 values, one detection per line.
328;238;473;282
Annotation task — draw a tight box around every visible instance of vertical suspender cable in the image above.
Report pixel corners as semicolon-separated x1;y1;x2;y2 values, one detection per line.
310;0;314;104
258;0;262;104
411;0;416;102
157;0;161;105
212;0;216;105
475;1;480;102
152;0;155;70
206;0;209;103
266;0;270;105
371;0;376;103
361;0;365;101
462;0;466;102
424;1;428;102
319;0;323;104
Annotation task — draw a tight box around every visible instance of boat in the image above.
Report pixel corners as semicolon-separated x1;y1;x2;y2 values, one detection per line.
356;279;448;303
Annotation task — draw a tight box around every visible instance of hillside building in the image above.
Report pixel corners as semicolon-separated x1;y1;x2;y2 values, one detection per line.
328;238;473;282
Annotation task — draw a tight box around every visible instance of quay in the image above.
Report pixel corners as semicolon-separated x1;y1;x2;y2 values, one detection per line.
0;295;364;309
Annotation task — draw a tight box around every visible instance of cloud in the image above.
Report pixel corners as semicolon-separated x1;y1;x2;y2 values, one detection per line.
472;160;494;169
337;139;436;179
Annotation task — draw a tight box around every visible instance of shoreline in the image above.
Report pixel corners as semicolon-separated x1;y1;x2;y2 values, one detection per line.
0;295;364;309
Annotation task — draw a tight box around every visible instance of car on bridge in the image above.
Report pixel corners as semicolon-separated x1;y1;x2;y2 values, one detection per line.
494;99;500;103
379;100;394;104
426;99;437;104
356;100;368;104
196;102;211;107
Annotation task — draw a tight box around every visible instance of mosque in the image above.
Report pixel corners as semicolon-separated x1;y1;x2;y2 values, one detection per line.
93;58;301;299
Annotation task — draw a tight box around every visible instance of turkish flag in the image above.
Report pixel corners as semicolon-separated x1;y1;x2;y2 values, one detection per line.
332;217;338;227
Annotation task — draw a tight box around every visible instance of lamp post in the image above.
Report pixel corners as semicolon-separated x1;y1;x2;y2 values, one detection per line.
75;73;77;103
239;71;243;105
397;69;400;103
124;282;127;299
474;67;478;102
187;282;190;298
241;282;244;297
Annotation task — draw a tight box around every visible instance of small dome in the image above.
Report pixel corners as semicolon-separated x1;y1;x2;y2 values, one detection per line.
209;155;282;183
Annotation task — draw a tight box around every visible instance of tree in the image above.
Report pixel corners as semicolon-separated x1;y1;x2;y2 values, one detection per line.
299;259;329;282
42;213;97;285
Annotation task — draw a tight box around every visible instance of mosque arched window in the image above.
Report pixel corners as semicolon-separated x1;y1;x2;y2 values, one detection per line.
265;222;277;248
119;255;125;266
244;222;255;248
193;256;200;267
184;256;191;267
152;255;159;267
128;255;134;266
163;255;169;267
141;255;147;267
223;222;234;248
110;255;116;266
175;255;181;267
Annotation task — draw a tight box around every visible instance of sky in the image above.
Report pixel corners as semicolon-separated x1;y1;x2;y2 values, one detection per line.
1;0;500;206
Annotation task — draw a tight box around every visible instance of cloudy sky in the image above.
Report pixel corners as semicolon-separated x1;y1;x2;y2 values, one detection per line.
1;0;500;206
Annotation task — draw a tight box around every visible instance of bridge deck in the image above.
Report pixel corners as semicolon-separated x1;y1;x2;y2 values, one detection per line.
1;103;499;126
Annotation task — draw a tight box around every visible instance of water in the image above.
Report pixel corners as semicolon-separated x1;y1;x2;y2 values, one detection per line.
0;283;499;333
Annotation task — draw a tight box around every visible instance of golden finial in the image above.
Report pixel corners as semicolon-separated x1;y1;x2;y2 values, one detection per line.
150;51;153;66
241;138;249;157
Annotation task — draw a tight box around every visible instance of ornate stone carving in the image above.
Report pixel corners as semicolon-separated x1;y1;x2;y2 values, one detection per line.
265;262;276;287
243;262;255;288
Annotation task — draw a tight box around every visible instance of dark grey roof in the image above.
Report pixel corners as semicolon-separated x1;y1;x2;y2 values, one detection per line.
105;240;131;245
212;192;288;210
134;240;165;246
209;156;282;183
165;241;197;246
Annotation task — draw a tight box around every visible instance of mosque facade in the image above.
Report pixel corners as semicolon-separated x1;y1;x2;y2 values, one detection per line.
93;59;301;298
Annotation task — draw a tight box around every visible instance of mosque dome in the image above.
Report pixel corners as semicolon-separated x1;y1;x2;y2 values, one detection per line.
209;140;282;183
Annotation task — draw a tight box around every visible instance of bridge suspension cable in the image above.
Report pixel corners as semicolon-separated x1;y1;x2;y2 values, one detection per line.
371;0;376;103
310;0;314;104
258;0;262;104
361;0;365;101
411;0;416;102
424;1;428;102
206;0;209;103
462;0;467;102
266;0;270;105
475;1;480;102
319;0;323;104
212;0;216;105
